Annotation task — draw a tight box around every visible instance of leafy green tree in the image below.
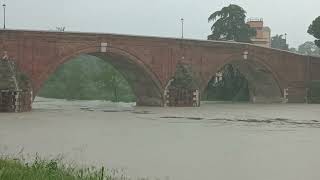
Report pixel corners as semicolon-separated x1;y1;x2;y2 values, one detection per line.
308;16;320;48
206;4;253;101
271;34;289;50
38;55;135;102
289;42;320;56
289;47;298;53
171;63;196;90
95;66;132;102
298;41;320;56
208;4;256;43
205;65;249;101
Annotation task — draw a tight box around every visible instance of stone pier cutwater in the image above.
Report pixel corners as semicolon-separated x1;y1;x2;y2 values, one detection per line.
308;81;320;104
0;59;32;112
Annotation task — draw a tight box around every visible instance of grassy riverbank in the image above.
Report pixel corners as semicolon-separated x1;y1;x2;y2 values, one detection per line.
0;157;128;180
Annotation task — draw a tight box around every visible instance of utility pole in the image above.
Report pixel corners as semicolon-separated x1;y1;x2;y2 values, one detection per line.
2;3;6;29
181;18;184;39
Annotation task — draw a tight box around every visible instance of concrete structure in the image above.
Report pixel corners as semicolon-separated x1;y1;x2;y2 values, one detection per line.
247;18;271;47
0;29;320;107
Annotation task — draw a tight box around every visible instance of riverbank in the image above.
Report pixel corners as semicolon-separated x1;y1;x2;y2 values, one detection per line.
0;156;127;180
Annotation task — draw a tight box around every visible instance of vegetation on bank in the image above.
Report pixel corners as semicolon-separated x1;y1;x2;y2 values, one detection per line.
38;55;135;102
207;4;256;43
204;64;249;102
289;41;320;56
0;156;131;180
204;5;252;101
170;63;198;90
308;16;320;48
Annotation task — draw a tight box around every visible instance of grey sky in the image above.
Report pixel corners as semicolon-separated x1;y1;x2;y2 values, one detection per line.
3;0;319;47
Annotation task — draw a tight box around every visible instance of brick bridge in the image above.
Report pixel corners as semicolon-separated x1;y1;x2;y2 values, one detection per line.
1;29;320;106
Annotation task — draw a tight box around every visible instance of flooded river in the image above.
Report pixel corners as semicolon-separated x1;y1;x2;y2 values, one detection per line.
1;97;320;180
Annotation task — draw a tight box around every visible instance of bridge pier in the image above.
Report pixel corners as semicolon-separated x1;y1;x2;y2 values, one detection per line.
308;81;320;103
250;96;285;103
136;96;164;107
0;59;32;112
285;84;308;103
0;90;32;112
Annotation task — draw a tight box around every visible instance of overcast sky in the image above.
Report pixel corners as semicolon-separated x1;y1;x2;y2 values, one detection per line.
3;0;319;47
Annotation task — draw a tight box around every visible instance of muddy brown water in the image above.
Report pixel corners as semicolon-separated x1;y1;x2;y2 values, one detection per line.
1;97;320;180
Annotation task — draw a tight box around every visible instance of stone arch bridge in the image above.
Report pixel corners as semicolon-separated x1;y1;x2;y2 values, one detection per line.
1;29;320;106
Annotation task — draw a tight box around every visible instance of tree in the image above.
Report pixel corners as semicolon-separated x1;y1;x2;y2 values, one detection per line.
271;34;288;50
98;67;124;102
171;63;196;90
56;26;66;32
289;47;298;53
38;55;135;102
205;65;249;101
298;41;320;56
206;4;253;101
208;4;256;43
308;16;320;48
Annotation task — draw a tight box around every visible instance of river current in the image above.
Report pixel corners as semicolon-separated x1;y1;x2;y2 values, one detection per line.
1;97;320;180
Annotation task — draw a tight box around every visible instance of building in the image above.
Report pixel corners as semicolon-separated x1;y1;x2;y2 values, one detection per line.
247;18;271;48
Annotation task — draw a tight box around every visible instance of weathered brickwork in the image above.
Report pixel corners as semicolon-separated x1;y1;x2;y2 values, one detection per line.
0;29;319;106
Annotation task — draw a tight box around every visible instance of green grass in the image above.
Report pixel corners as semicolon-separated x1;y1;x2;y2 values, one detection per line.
0;156;130;180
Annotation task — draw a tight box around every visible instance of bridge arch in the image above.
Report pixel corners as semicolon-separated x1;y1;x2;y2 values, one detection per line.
202;54;284;103
35;46;164;106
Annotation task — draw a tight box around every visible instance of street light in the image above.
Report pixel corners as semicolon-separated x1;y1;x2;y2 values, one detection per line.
2;3;6;29
181;18;184;39
284;33;287;40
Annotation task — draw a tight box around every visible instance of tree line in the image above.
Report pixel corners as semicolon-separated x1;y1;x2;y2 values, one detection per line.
38;55;135;102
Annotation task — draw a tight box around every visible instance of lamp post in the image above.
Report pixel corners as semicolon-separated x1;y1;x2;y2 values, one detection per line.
282;33;288;50
2;3;6;29
181;18;184;39
284;33;287;40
